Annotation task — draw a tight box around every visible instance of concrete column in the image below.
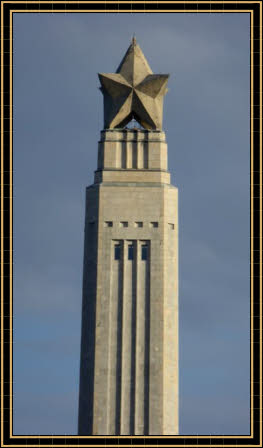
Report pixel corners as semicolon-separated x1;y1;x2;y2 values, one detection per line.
120;241;133;434
149;237;164;435
126;142;132;168
135;240;150;434
107;240;121;434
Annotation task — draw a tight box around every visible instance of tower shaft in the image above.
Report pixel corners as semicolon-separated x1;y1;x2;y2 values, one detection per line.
78;129;178;435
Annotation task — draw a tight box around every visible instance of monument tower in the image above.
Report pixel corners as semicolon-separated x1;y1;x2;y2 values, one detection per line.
78;38;179;436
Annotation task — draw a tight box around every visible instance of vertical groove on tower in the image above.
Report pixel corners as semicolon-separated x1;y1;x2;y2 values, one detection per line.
121;142;126;168
115;241;124;434
144;241;150;435
143;142;148;169
135;240;144;434
130;241;136;434
132;142;137;168
120;241;133;434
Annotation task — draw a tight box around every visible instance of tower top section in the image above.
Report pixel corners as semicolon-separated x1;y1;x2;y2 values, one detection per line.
98;38;169;131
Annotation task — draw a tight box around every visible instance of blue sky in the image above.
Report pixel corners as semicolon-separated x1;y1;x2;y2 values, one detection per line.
13;12;250;435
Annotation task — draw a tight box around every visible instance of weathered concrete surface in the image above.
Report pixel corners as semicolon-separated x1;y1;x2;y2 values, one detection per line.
78;130;179;435
98;38;169;130
79;40;178;436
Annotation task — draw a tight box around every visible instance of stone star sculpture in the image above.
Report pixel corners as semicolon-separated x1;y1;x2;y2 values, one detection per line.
98;37;169;130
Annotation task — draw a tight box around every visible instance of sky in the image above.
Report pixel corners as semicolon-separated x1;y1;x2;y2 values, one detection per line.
13;12;250;435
